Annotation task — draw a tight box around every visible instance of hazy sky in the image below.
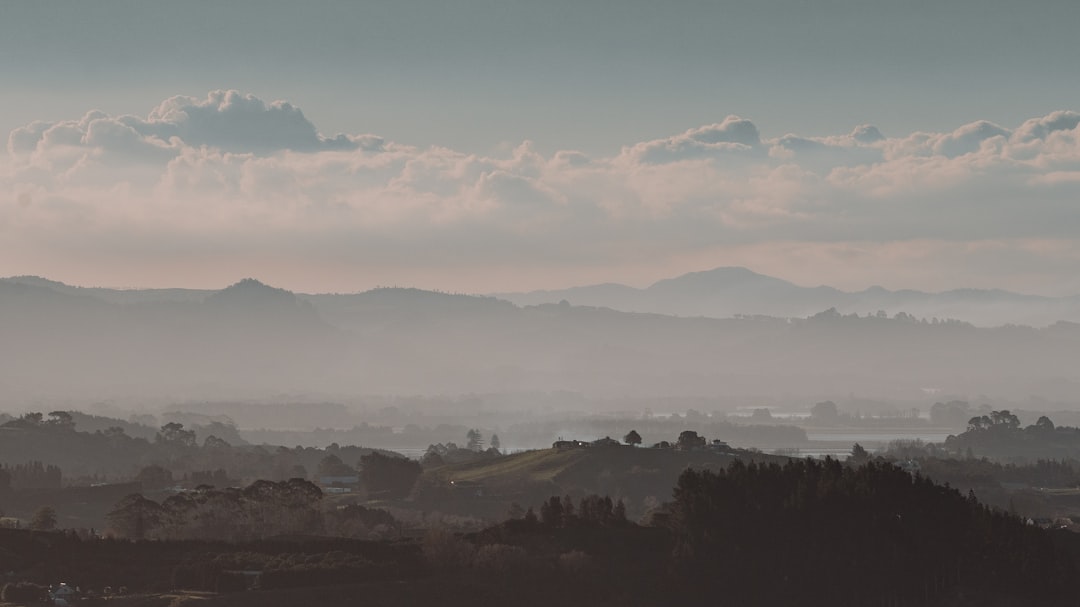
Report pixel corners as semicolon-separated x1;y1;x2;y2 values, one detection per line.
3;0;1080;295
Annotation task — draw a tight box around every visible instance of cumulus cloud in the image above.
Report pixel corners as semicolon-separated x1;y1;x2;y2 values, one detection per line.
932;120;1010;158
851;125;885;144
7;90;380;162
623;115;763;164
3;90;1080;294
1014;111;1080;143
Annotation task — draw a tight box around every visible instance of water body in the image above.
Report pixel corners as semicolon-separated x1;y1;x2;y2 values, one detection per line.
806;430;954;444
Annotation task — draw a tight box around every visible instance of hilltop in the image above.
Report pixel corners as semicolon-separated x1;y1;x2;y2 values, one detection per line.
413;444;788;519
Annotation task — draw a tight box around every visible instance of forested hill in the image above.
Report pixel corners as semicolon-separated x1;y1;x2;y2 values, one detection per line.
2;278;1080;403
666;458;1078;605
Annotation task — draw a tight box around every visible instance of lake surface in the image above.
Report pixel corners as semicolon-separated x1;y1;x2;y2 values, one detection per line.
805;430;954;443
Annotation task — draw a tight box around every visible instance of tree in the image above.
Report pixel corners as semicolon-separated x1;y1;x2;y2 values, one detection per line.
359;452;422;499
203;435;231;449
677;430;705;450
967;415;992;433
613;499;627;523
850;443;869;463
317;454;354;477
156;422;196;447
466;429;484;451
135;465;174;490
30;506;57;531
489;433;501;452
930;400;970;427
540;496;563;526
624;430;643;447
990;410;1020;430
23;412;43;425
523;507;538;524
46;411;73;428
107;494;165;539
506;502;524;520
810;401;840;422
750;408;773;422
1034;416;1056;432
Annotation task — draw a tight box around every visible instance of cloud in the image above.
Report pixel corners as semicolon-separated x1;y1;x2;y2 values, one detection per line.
144;90;370;153
7;90;381;163
932;120;1010;158
3;91;1080;294
622;115;763;164
851;125;885;144
1013;111;1080;143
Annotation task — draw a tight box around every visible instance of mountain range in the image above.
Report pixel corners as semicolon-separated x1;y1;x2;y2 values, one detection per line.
492;266;1080;328
2;270;1079;407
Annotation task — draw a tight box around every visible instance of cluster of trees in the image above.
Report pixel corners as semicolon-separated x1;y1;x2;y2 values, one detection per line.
106;479;324;541
669;458;1075;605
536;494;628;528
422;429;503;466
2;411;75;430
359;452;422;499
316;454;356;477
508;415;808;451
0;410;407;494
946;412;1080;461
1;461;62;490
628;429;720;451
465;429;499;452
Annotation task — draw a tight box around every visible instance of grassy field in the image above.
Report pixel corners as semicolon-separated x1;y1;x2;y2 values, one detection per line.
441;448;586;484
411;445;789;521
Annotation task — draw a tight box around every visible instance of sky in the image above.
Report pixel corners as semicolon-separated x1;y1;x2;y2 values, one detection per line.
3;0;1080;295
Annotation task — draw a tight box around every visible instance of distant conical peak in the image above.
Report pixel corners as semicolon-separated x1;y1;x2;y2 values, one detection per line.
649;266;791;289
209;278;296;303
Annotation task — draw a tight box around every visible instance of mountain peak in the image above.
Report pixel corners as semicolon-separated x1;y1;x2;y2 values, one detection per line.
648;266;794;292
207;278;296;305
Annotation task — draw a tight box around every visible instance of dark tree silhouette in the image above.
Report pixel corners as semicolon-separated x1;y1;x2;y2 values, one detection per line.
624;430;642;446
850;443;869;462
466;429;484;451
676;430;704;450
359;452;421;498
30;506;57;531
156;422;196;447
107;494;165;539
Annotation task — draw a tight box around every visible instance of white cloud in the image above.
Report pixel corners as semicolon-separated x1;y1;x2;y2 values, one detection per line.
3;90;1080;293
622;116;763;164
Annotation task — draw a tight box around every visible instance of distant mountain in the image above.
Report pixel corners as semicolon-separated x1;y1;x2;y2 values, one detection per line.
492;266;1080;327
0;277;343;403
4;275;1080;406
1;275;211;304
